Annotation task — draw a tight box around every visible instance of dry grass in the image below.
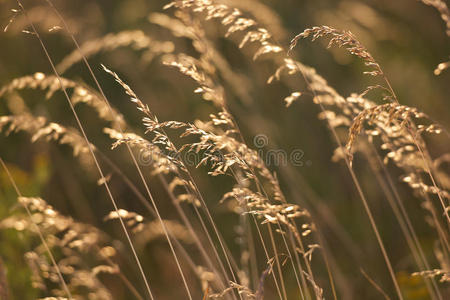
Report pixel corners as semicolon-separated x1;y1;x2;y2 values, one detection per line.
0;0;449;299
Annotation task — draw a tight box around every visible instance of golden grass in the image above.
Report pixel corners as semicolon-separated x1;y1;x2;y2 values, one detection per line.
0;0;448;299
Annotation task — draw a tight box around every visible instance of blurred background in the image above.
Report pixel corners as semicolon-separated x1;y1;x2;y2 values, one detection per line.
0;0;449;299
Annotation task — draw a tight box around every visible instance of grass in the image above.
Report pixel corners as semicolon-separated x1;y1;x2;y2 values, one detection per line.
0;0;449;299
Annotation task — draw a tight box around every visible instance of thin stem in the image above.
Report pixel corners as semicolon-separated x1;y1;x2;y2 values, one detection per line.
295;61;404;300
366;142;442;300
381;69;449;225
361;268;392;300
95;245;145;300
245;214;259;291
0;157;72;299
42;1;195;298
97;150;227;294
15;2;154;298
267;224;288;300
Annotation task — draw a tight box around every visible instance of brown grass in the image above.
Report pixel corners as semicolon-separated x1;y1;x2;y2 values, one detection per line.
0;0;449;299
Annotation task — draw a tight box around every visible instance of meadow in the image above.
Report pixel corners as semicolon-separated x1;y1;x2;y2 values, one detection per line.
0;0;449;299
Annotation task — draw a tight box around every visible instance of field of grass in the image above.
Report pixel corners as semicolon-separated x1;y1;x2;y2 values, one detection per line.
0;0;449;299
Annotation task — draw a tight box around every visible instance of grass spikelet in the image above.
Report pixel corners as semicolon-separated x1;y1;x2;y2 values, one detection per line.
57;30;174;73
0;73;125;129
290;26;383;77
